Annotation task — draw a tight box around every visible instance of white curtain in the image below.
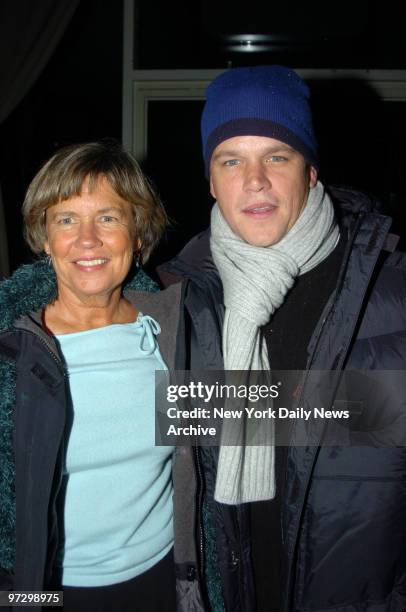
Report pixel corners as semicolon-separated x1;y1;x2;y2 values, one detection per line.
0;0;80;277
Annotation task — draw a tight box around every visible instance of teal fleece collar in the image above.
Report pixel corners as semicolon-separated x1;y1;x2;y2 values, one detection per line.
0;258;158;332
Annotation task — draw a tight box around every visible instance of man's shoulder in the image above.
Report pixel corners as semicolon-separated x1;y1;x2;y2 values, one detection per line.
328;184;384;215
127;281;184;317
373;249;406;307
158;228;219;287
356;248;406;343
383;249;406;271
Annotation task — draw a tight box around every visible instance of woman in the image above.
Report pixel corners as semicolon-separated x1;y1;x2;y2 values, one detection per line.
0;142;192;611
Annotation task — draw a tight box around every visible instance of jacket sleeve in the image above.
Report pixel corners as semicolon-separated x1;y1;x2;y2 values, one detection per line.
0;565;13;589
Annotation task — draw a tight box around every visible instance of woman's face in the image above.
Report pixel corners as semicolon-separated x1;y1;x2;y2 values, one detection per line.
44;175;138;304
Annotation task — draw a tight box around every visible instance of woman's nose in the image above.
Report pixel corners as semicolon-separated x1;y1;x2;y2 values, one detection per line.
75;220;103;247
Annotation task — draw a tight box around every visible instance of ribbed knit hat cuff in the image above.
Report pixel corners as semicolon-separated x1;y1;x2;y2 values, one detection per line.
204;118;319;176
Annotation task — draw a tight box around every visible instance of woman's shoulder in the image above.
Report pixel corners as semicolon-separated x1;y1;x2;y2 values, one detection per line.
0;260;57;332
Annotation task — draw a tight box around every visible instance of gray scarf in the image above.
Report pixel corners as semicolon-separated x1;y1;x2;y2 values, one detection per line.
210;181;340;504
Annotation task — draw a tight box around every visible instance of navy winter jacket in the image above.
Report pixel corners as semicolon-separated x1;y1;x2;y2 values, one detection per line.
161;187;406;612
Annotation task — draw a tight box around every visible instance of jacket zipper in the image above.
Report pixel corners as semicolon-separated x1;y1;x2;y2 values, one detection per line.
233;507;247;612
282;308;336;612
14;326;65;377
194;446;205;578
38;335;65;376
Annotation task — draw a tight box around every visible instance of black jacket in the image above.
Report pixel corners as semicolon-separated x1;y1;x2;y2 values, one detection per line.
160;187;406;612
0;262;206;612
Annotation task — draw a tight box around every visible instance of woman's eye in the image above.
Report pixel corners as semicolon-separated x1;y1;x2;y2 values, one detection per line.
100;215;117;222
57;217;74;225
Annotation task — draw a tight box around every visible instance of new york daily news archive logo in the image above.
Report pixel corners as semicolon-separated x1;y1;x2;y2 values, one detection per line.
162;380;350;438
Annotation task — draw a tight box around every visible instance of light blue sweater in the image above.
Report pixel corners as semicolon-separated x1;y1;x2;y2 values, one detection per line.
55;315;173;587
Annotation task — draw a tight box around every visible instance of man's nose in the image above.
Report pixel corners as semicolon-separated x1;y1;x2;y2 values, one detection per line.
243;163;271;192
75;220;103;247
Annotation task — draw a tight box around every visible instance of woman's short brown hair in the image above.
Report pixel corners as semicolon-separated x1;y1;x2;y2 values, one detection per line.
22;140;167;263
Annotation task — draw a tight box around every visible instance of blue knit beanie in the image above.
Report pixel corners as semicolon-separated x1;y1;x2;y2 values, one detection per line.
201;65;318;174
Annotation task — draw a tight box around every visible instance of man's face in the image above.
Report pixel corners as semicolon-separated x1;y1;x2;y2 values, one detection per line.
209;135;317;247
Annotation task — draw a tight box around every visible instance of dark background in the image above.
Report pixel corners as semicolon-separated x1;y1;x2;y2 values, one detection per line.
0;0;123;272
1;0;405;275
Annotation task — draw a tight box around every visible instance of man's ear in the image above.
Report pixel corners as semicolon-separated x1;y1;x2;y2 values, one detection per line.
309;166;318;188
209;175;216;200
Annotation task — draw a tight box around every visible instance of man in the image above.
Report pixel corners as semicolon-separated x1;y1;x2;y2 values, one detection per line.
161;66;406;611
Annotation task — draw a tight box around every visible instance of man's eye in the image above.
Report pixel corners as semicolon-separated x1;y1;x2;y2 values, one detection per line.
224;159;239;167
268;155;286;163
